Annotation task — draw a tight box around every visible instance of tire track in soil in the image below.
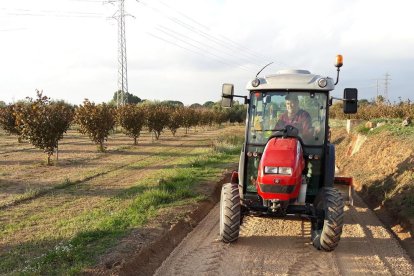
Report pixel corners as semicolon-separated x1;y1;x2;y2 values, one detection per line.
154;193;414;276
333;195;413;276
155;205;230;276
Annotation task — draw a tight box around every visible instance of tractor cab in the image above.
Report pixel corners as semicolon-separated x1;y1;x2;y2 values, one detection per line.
219;56;358;251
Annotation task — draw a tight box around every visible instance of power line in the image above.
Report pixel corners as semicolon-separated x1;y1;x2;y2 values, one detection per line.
1;7;106;18
5;12;105;18
138;1;271;65
151;0;269;62
68;0;105;2
147;32;249;71
0;27;28;32
154;25;255;69
155;0;209;31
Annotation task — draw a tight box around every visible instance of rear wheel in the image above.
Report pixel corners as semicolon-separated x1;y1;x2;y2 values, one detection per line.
219;183;241;243
311;187;344;251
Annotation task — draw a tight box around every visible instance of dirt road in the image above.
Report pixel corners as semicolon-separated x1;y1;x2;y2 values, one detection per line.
155;194;414;276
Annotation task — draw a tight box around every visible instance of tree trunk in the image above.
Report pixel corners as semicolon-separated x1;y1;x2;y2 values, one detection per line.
154;131;160;140
99;142;105;152
134;136;137;145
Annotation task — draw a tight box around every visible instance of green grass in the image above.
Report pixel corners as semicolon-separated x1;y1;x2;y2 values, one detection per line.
369;123;414;137
355;124;371;135
352;119;414;137
0;132;243;275
329;119;347;129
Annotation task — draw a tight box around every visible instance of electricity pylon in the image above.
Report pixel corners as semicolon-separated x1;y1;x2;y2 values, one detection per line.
108;0;130;107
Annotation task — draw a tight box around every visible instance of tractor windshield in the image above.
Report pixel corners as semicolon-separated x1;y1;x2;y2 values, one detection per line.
247;91;327;146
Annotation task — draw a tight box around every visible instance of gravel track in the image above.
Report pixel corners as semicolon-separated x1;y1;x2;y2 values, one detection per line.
155;193;414;276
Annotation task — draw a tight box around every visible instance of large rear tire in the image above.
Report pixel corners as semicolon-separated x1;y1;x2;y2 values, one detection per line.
311;187;344;251
219;183;241;243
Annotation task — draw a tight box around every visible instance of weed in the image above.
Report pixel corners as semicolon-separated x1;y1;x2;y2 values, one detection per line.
355;124;371;135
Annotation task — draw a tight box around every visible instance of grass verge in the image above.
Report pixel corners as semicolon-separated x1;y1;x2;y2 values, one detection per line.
0;133;243;275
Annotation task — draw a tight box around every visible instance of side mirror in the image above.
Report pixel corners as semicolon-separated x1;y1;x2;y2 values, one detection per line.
343;88;358;114
221;83;234;108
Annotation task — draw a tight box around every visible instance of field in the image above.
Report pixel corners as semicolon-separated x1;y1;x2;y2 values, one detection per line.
0;125;244;274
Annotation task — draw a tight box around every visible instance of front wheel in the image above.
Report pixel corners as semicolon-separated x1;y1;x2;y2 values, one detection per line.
311;187;345;251
219;183;241;243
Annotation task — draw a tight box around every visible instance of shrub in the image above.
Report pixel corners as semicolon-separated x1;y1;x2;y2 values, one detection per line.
145;103;170;140
0;104;23;141
117;104;146;145
181;108;197;134
167;107;183;136
329;100;414;120
14;91;74;165
75;99;115;152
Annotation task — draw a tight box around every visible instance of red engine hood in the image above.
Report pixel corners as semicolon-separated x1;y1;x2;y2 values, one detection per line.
256;137;305;200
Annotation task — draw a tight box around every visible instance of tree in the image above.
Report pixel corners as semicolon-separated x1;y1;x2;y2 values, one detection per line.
0;101;6;108
203;101;215;108
145;103;170;140
167;107;183;136
14;91;74;165
189;103;202;109
117;104;147;145
112;90;142;104
181;107;198;133
198;108;214;128
75;99;115;152
358;99;370;106
214;109;228;126
0;104;23;141
376;95;385;104
161;100;184;107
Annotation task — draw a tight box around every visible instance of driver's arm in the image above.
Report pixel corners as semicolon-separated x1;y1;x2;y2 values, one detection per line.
275;113;287;129
300;111;313;137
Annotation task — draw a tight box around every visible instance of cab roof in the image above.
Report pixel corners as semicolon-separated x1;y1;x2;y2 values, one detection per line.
246;69;335;91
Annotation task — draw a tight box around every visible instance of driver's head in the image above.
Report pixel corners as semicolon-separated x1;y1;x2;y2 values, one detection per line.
285;94;299;117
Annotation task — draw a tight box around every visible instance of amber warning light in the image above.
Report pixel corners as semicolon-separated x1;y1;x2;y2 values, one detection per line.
335;55;343;68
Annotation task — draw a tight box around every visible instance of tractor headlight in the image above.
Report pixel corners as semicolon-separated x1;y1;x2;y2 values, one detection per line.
251;78;260;87
318;78;327;88
264;166;292;175
278;167;292;175
264;166;279;174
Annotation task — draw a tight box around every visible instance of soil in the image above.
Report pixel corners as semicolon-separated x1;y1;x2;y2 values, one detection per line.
89;127;414;275
0;125;243;269
86;172;229;276
3;124;413;275
154;193;413;276
332;126;414;261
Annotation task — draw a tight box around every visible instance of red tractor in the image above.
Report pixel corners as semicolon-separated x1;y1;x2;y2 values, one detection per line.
219;56;357;251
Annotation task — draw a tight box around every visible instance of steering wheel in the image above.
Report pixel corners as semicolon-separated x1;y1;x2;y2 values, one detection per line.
267;125;301;141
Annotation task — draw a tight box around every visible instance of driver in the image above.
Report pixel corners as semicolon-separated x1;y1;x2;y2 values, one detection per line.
275;94;312;139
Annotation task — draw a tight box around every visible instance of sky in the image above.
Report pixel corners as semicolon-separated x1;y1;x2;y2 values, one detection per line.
1;0;413;106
